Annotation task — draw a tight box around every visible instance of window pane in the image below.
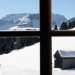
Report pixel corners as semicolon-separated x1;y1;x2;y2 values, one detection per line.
0;0;40;31
0;36;40;75
52;0;75;31
52;36;75;75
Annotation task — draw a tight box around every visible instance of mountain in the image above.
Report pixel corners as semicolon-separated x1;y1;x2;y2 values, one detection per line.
66;17;75;30
66;17;75;23
52;14;67;28
0;13;40;30
0;13;67;30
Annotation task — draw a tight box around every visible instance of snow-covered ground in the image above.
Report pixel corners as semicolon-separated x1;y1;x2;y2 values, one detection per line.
52;27;75;30
52;67;75;75
69;27;75;30
52;37;75;75
0;42;40;75
0;26;40;31
8;26;40;31
52;27;60;30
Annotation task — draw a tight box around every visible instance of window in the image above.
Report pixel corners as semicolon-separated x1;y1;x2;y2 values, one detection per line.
51;0;75;75
52;0;75;31
0;36;40;74
0;0;40;31
0;0;41;75
0;0;52;75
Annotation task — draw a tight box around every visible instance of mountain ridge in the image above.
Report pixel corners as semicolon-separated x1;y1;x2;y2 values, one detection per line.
0;13;40;30
52;14;67;28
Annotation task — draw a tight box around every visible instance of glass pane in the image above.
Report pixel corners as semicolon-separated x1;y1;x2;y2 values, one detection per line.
52;0;75;30
0;36;40;75
52;36;75;75
0;0;40;31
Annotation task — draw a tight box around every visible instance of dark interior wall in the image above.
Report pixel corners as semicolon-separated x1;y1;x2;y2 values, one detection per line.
0;36;40;54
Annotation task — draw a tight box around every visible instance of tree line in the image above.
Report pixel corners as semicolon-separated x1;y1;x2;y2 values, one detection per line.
54;20;75;30
0;37;40;54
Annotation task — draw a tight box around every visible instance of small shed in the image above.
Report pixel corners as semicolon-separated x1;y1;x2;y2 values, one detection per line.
54;50;75;70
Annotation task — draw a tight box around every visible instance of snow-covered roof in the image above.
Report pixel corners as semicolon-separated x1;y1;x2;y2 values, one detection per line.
58;50;75;57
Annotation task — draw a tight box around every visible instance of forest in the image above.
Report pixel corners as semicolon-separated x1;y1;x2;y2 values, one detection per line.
0;37;40;54
54;20;75;30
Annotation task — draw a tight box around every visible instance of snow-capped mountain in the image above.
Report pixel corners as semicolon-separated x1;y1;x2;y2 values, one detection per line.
52;14;67;28
66;17;75;25
67;17;75;22
0;13;40;30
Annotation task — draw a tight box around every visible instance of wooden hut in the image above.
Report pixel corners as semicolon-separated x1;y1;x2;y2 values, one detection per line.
54;50;75;70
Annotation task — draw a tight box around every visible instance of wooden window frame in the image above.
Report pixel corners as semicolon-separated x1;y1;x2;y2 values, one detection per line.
50;0;75;75
0;0;52;75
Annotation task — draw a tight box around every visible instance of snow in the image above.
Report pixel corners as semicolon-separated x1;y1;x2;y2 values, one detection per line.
19;15;30;22
0;13;40;30
0;42;40;75
57;50;75;57
69;27;75;30
2;13;29;21
52;37;75;75
52;27;60;30
52;67;75;75
8;26;40;31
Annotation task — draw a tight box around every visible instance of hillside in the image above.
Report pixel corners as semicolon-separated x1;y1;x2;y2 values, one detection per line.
0;42;40;75
52;14;67;28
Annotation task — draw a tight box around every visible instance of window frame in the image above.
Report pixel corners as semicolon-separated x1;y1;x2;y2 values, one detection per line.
0;0;51;75
50;0;75;75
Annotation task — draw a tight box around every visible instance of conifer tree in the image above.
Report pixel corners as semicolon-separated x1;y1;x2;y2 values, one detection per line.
60;22;67;30
54;25;58;30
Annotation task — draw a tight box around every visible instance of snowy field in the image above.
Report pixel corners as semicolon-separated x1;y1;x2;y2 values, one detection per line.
8;27;40;31
52;37;75;75
69;27;75;30
52;27;75;30
0;42;40;75
0;27;40;31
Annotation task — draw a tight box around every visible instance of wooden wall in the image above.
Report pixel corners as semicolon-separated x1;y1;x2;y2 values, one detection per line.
62;58;75;69
54;51;75;69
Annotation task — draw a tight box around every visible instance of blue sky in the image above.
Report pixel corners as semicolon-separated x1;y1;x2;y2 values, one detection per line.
52;0;75;20
0;0;39;18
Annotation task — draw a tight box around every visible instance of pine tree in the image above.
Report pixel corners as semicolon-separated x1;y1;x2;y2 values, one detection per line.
54;25;58;30
68;21;74;29
60;22;67;30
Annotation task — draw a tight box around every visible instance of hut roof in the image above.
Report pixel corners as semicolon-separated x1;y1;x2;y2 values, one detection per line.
58;50;75;57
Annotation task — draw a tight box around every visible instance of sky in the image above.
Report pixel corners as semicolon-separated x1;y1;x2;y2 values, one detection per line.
0;0;39;18
52;0;75;20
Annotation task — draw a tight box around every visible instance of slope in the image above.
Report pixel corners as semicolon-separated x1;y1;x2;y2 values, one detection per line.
0;42;40;75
